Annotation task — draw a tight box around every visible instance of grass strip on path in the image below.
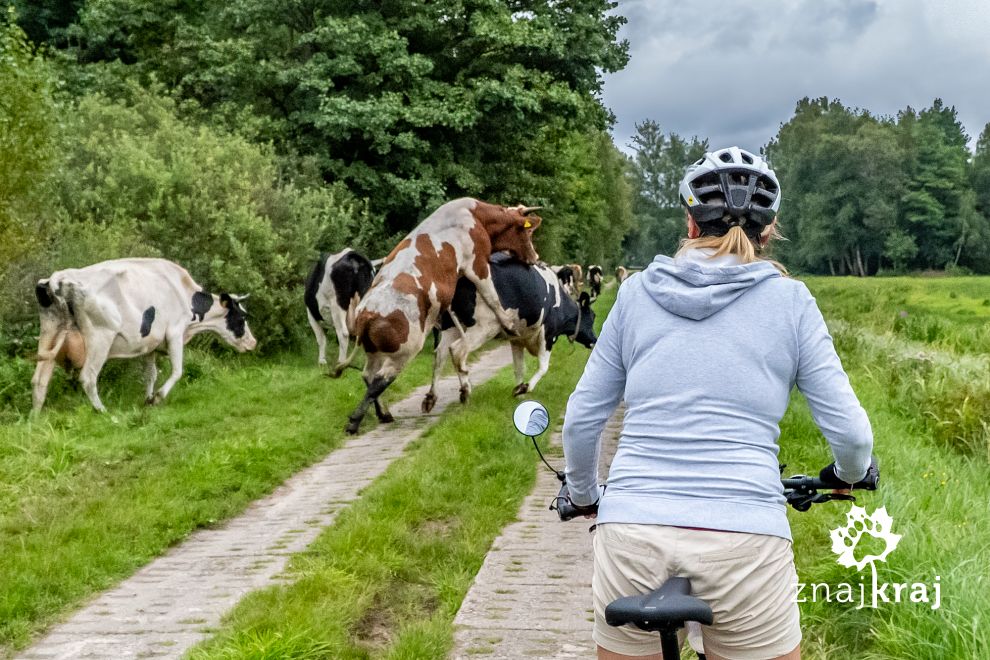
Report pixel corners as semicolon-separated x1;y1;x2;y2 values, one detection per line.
189;289;615;660
0;349;432;655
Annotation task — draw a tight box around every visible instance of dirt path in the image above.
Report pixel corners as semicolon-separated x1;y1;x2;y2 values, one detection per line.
17;346;512;660
451;407;623;659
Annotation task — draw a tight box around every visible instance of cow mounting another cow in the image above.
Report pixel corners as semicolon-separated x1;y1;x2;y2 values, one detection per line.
32;258;256;412
342;197;542;434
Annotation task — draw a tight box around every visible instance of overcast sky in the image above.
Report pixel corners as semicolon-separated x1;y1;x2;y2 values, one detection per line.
602;0;990;154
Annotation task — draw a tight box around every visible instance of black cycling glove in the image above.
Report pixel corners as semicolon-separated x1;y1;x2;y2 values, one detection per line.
819;458;879;490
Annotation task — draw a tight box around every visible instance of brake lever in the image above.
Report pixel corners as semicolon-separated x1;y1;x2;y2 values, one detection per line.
784;489;855;511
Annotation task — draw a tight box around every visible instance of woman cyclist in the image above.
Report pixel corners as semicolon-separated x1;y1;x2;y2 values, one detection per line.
562;147;874;660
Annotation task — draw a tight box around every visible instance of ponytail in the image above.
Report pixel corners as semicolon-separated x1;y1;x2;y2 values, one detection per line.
676;223;788;275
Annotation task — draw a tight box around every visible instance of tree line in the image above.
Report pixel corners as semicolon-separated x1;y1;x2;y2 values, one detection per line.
628;97;990;276
4;1;990;367
0;1;631;359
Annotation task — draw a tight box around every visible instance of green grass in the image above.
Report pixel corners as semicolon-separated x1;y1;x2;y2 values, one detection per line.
0;345;434;655
805;276;990;355
5;277;989;659
784;362;989;658
186;287;616;659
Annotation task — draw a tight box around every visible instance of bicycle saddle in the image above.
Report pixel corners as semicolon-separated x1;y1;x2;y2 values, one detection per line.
605;577;714;632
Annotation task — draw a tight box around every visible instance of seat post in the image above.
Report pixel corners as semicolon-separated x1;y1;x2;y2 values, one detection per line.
659;627;680;660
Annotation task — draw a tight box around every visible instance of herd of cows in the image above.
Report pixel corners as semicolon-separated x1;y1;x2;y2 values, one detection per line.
29;197;633;433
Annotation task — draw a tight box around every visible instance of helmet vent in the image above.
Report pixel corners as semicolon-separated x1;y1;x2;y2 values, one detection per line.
741;152;753;164
718;152;733;163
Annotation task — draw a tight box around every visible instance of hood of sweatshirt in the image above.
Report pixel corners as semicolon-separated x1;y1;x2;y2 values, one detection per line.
642;249;782;320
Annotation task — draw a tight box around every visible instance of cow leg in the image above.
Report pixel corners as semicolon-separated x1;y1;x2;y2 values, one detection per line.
79;332;114;413
152;332;184;404
329;303;350;371
307;309;328;366
346;372;396;434
422;331;451;413
524;344;552;394
143;354;158;404
373;396;394;424
511;343;528;396
450;338;473;404
31;359;57;413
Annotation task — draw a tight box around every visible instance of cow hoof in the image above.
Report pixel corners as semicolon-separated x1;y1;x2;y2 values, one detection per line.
459;387;470;404
144;396;155;406
318;358;327;366
330;365;346;379
513;383;529;396
377;413;395;424
345;420;361;435
421;394;436;413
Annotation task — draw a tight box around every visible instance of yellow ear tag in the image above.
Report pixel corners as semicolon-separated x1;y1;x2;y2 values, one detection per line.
524;220;532;228
687;196;695;205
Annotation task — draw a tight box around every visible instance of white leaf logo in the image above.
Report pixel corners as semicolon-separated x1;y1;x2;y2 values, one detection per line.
830;505;901;571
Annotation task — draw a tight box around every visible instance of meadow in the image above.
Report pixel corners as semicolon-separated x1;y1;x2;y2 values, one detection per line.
1;278;988;659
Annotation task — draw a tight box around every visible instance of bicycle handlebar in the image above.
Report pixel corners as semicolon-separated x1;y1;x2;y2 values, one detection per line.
552;463;880;520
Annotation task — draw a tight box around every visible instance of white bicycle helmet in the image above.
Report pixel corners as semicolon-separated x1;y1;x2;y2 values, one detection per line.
678;146;781;237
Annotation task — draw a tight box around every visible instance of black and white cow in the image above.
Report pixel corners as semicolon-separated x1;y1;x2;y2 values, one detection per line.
32;258;256;412
304;249;375;368
554;265;576;297
421;256;597;412
588;264;603;299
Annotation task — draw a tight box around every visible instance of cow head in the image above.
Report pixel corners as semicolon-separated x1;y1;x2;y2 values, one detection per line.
218;293;257;351
191;292;258;351
574;292;597;349
489;205;542;265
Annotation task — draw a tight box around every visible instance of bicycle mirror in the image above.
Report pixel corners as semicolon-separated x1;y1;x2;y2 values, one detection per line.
513;401;549;437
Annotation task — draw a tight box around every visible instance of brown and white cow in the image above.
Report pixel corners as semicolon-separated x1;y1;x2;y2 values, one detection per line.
615;265;629;283
32;258;256;412
341;197;542;434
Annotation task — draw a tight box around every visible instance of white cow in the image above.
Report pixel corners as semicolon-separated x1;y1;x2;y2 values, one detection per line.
32;258;257;412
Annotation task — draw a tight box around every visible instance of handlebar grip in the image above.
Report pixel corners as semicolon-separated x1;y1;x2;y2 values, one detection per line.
554;482;601;521
819;458;880;491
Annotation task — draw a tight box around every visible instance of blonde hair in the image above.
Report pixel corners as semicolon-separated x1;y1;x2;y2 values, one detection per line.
676;222;788;275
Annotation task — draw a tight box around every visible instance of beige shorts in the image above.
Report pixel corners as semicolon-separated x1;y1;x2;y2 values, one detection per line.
592;523;801;659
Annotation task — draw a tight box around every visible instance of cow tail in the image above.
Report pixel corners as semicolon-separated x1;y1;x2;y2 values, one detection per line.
34;279;72;361
345;293;361;337
35;327;69;362
447;309;467;342
332;300;364;377
332;340;363;377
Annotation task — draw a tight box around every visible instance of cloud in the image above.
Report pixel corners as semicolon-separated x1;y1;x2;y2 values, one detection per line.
603;0;990;154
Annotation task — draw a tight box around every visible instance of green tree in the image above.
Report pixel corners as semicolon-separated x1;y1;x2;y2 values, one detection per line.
767;98;910;275
0;10;59;329
898;100;982;270
10;0;84;47
624;120;707;264
66;0;630;231
534;129;632;265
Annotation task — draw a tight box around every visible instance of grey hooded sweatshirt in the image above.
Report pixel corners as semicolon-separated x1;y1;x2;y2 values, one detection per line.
562;249;873;540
